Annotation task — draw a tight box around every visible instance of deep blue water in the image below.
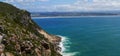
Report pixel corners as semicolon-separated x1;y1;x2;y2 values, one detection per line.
33;17;120;56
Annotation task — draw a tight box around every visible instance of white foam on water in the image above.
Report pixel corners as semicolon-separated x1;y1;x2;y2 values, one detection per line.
57;35;79;56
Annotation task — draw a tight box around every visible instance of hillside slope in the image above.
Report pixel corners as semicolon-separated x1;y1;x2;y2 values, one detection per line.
0;2;61;56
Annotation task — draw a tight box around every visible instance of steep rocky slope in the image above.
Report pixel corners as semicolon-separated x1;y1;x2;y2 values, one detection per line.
0;2;61;56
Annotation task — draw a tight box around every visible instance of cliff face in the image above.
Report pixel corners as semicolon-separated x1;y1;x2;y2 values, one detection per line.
0;2;61;56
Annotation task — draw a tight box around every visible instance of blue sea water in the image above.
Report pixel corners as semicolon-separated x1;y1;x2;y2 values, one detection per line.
33;17;120;56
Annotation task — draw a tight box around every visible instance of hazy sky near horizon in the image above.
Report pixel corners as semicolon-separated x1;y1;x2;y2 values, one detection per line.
0;0;120;12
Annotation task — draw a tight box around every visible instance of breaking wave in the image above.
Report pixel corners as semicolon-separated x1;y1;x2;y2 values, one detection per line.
57;35;79;56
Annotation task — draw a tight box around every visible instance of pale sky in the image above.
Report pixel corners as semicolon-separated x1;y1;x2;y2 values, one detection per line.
0;0;120;12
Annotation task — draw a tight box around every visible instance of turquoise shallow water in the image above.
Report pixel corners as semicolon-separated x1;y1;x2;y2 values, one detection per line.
33;17;120;56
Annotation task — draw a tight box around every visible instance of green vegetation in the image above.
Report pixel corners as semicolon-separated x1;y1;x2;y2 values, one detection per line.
0;2;61;56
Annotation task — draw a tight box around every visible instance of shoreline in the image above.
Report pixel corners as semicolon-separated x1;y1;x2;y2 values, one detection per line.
57;35;79;56
56;35;65;55
57;35;64;54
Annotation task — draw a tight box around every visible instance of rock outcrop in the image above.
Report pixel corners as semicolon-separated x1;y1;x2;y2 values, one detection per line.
0;2;62;56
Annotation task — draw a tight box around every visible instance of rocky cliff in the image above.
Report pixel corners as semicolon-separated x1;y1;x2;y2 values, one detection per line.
0;2;62;56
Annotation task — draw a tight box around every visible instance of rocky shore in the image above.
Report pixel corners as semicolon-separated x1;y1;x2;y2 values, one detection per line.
38;29;62;53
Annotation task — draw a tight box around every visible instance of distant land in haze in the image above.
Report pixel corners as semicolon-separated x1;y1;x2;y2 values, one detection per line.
31;12;120;17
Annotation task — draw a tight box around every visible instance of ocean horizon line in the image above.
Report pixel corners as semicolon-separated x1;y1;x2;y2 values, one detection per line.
31;15;120;19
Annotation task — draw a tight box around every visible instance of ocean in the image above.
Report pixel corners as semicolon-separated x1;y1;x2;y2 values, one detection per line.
32;16;120;56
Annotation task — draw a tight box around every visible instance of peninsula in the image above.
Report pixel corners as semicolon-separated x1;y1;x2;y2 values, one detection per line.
31;12;120;17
